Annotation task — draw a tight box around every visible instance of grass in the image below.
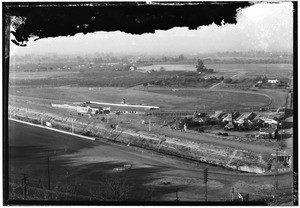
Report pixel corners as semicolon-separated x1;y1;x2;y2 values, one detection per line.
9;86;272;112
147;88;272;111
9;71;79;80
138;64;292;79
9;64;292;88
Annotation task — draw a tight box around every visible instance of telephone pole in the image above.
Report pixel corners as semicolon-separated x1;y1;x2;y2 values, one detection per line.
273;148;279;204
149;119;151;132
203;168;208;201
72;121;74;133
175;187;179;201
21;173;28;200
47;151;50;190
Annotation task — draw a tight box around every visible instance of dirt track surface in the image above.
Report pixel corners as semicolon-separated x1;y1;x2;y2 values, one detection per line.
8;120;292;201
9;86;274;112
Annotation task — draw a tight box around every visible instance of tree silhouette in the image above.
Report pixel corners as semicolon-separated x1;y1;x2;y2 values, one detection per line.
196;59;206;72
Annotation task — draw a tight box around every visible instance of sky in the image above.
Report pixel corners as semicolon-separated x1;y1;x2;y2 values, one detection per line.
11;2;293;55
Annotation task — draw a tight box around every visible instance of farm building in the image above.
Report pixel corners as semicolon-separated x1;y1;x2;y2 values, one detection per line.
268;79;279;84
259;117;278;128
77;106;103;115
256;128;277;139
211;111;227;120
271;151;292;168
276;107;286;114
236;112;256;122
193;112;208;118
222;112;240;123
116;110;145;115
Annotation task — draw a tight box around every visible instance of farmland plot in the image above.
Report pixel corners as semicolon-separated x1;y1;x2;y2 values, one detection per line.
138;64;292;79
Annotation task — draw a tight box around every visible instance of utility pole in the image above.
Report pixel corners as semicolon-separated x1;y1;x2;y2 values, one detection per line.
149;119;151;132
203;168;208;202
175;187;179;201
231;187;234;201
47;151;50;190
275;149;279;190
72;121;74;133
41;117;43;126
106;114;109;124
280;123;283;141
21;173;28;200
273;148;279;204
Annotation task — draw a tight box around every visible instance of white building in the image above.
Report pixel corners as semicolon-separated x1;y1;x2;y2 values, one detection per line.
268;79;279;84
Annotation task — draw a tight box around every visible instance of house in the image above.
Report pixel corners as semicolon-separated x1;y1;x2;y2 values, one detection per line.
268;79;279;84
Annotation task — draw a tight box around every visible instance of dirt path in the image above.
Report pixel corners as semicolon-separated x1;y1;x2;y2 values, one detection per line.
209;71;246;89
148;124;275;154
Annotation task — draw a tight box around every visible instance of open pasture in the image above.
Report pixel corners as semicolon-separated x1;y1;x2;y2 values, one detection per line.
138;64;292;79
147;88;272;111
9;71;79;80
138;64;196;72
9;86;272;112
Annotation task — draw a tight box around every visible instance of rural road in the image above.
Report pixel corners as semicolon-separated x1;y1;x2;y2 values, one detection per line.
8;120;292;180
209;71;246;89
8;120;292;201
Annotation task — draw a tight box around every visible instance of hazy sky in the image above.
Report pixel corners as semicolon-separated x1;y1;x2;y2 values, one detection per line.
11;2;293;55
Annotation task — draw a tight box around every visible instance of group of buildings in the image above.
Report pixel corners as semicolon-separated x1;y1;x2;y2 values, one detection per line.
191;107;286;140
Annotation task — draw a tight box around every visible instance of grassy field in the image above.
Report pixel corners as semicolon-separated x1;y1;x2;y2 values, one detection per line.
138;64;292;79
9;71;80;80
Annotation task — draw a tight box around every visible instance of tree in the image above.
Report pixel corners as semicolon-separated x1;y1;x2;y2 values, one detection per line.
262;76;268;83
178;54;185;61
224;78;232;84
219;76;224;81
196;59;206;72
207;68;214;73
